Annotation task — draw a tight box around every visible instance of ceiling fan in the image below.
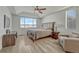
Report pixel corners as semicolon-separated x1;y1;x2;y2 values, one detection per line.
34;6;46;14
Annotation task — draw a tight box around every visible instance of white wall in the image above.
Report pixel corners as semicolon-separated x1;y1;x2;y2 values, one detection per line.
42;11;66;32
0;6;12;49
12;15;42;35
11;9;71;36
42;7;79;34
12;15;20;34
42;11;65;24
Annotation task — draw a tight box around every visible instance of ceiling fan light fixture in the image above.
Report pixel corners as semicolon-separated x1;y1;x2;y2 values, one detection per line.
34;6;46;14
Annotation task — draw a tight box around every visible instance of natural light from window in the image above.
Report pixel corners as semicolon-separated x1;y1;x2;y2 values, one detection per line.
20;17;37;28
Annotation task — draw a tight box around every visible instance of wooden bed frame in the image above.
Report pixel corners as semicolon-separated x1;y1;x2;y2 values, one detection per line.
27;31;51;42
27;22;55;42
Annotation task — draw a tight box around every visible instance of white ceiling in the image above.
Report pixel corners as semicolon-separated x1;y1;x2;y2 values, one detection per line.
8;6;70;18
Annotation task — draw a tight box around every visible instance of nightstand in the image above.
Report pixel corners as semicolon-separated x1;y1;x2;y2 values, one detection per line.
51;32;59;39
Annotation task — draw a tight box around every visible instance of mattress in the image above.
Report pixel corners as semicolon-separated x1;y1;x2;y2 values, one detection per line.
27;28;52;40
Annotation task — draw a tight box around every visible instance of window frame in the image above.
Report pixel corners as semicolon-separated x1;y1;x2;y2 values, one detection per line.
20;16;37;28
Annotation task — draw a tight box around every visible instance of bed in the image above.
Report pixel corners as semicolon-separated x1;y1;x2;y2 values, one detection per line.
27;22;55;41
27;28;52;41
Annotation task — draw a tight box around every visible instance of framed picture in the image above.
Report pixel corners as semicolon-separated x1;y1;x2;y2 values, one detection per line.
4;15;10;28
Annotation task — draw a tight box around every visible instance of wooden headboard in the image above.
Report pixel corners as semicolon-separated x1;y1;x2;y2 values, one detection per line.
42;22;55;31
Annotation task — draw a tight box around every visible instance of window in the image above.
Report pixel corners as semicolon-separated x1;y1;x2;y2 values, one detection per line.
20;17;37;28
66;8;76;30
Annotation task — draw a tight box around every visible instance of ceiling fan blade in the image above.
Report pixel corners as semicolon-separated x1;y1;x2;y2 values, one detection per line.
34;6;46;14
39;8;46;10
35;8;39;10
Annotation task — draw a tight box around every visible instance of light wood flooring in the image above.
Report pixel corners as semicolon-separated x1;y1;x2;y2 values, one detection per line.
0;35;65;53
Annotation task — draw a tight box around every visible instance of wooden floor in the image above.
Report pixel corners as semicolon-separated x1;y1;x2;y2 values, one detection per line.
0;35;65;53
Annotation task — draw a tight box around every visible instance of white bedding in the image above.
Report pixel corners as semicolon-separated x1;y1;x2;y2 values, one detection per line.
27;28;52;40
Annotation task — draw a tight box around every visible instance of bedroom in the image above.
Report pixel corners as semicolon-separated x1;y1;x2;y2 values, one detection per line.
0;6;79;53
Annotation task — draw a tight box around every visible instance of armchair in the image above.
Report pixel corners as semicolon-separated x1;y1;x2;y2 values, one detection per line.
59;36;79;53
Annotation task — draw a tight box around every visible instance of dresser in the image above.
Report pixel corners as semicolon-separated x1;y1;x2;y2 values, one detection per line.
2;34;16;48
